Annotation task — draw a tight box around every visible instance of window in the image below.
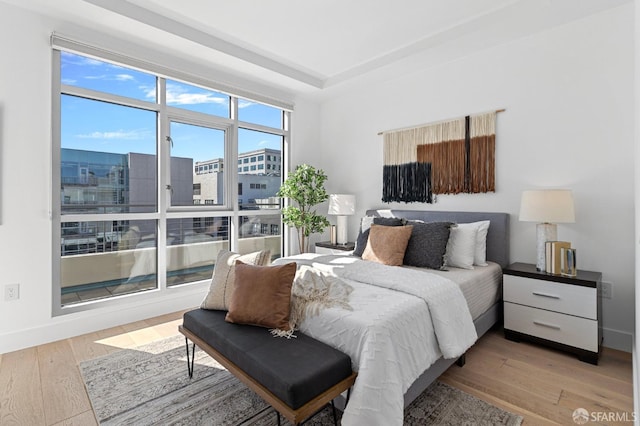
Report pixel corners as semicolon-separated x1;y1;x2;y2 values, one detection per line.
238;98;283;129
170;122;225;207
54;45;289;313
60;96;156;215
166;79;230;118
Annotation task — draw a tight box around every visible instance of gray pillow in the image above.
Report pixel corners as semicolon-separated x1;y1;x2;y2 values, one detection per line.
403;221;453;269
353;216;404;257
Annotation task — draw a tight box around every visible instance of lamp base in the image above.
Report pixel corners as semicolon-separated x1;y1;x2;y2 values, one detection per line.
336;215;348;245
536;223;557;271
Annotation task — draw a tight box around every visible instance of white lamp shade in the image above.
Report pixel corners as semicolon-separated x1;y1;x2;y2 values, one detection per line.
519;190;575;223
328;194;356;215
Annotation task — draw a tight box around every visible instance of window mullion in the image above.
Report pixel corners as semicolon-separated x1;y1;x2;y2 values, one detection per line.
52;49;63;315
158;77;169;291
229;97;239;252
282;111;291;257
237;120;286;136
61;84;160;113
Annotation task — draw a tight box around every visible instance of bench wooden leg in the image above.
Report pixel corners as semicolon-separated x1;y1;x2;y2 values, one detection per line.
185;337;196;379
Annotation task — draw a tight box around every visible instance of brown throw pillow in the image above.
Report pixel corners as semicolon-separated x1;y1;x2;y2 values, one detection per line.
362;224;413;266
225;261;297;331
200;249;271;310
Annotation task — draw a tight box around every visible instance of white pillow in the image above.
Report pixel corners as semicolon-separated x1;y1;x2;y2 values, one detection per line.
445;224;477;269
200;249;271;310
472;220;491;266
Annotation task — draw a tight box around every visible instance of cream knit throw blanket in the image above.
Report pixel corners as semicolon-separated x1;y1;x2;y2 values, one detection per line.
271;265;353;338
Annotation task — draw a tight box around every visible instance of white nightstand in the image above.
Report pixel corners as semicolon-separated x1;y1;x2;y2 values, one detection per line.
503;262;602;364
315;241;355;255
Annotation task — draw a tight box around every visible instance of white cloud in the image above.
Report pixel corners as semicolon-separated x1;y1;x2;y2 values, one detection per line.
76;129;150;140
166;83;228;106
84;74;107;80
238;100;255;109
115;74;135;82
167;92;227;105
61;52;103;67
141;85;156;100
83;73;136;82
61;78;77;85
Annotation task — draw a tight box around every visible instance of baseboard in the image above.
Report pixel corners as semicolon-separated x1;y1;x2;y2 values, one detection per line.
602;327;633;352
0;290;204;354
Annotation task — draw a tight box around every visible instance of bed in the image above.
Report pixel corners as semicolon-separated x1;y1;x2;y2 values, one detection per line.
273;209;510;426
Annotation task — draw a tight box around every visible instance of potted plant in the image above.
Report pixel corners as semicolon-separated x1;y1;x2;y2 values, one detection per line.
277;164;330;253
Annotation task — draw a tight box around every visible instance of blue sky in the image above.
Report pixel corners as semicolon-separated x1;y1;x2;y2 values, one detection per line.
60;52;282;163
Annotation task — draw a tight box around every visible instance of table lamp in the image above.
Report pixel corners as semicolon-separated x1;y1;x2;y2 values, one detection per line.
519;189;575;271
328;194;355;245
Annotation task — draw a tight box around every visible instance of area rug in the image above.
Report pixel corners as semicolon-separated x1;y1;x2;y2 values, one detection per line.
79;335;523;425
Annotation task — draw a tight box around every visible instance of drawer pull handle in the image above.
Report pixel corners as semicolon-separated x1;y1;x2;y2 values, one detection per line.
533;320;561;330
532;292;560;299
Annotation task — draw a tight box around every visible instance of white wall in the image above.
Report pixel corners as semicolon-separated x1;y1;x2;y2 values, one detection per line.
0;3;318;354
310;4;635;351
288;98;325;252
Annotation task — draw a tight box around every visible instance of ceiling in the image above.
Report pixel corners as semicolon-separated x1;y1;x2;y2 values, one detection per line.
1;0;631;98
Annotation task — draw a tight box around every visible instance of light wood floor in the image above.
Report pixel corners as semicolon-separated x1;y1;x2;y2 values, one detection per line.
0;309;633;425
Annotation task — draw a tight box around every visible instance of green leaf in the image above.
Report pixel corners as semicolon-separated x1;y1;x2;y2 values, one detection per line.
278;164;330;252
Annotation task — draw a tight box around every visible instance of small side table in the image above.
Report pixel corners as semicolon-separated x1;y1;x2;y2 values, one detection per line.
315;241;355;255
503;262;602;364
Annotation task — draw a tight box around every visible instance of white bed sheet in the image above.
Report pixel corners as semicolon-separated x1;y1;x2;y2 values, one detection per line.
415;261;502;319
273;253;491;426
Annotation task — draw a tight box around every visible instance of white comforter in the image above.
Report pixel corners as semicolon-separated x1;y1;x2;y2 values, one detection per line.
273;254;477;426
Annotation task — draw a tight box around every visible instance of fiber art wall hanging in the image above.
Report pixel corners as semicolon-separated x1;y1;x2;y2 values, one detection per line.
381;110;500;203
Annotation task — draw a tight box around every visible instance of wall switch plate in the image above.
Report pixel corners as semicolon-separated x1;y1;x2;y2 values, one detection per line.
600;281;612;299
4;283;19;301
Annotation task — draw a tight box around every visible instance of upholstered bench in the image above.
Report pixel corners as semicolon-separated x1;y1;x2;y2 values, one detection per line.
179;308;357;425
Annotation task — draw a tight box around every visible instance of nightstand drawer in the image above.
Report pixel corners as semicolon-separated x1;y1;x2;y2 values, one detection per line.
504;303;598;352
504;275;596;320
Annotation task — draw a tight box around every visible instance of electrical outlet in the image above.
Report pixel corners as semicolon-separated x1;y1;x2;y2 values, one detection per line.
4;283;20;301
600;281;612;299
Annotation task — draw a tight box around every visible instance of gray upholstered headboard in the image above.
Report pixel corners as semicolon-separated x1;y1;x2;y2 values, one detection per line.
365;209;510;268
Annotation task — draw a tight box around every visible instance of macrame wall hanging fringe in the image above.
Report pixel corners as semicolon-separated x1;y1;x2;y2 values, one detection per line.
382;163;432;203
381;110;499;203
469;112;496;193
